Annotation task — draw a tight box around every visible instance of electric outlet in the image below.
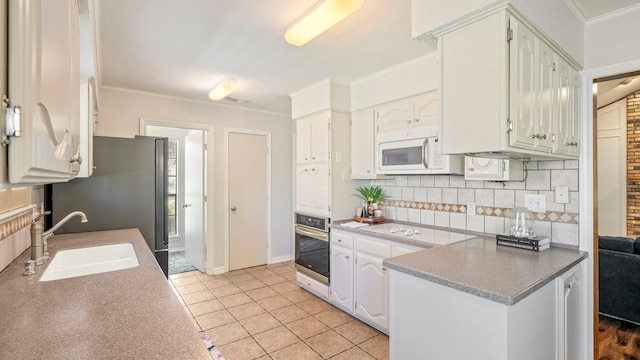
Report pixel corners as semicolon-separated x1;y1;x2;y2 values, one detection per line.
555;186;569;204
467;202;476;215
524;194;546;213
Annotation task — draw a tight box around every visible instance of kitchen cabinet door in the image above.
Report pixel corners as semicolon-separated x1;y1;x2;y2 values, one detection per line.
295;166;313;213
296;118;311;164
509;17;537;151
7;0;81;184
330;243;354;313
355;252;389;331
77;76;97;177
350;109;375;179
377;98;414;133
557;264;583;360
535;40;555;152
309;115;329;164
554;59;581;156
310;164;330;215
414;91;439;129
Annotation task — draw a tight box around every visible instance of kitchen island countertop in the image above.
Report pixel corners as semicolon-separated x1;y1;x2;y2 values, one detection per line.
383;236;587;305
0;228;210;360
332;219;587;305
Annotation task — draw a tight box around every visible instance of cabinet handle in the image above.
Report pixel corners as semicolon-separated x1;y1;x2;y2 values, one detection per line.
382;267;387;271
338;239;342;242
367;170;371;173
468;167;475;171
346;256;350;259
414;118;419;122
564;283;572;289
312;157;316;160
407;120;412;124
531;134;547;140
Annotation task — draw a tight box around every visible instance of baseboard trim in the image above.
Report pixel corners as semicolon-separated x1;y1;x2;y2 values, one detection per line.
269;254;293;264
211;266;227;275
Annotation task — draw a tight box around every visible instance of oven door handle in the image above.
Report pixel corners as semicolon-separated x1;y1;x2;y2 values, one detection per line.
295;227;328;241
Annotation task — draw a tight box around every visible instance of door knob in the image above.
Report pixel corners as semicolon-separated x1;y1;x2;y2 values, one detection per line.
230;206;237;211
182;203;192;208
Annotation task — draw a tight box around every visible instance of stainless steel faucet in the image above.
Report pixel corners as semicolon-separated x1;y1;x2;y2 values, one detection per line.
30;211;50;265
30;211;88;265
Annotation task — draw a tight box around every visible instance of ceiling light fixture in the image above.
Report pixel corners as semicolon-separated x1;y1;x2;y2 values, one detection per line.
620;78;634;86
208;77;238;100
284;0;365;46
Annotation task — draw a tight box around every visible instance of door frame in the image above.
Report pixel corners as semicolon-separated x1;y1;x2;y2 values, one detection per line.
224;128;272;272
582;58;640;359
140;117;214;274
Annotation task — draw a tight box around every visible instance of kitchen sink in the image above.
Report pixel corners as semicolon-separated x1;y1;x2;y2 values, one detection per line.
39;243;139;282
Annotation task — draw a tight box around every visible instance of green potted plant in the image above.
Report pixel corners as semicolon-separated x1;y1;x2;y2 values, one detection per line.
354;185;390;211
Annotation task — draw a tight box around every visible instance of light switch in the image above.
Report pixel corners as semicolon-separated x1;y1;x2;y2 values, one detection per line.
555;186;569;204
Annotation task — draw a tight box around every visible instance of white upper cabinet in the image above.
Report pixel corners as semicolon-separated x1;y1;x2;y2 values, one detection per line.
7;0;81;184
350;109;375;179
377;92;438;133
553;58;581;156
440;8;581;160
509;17;553;153
351;108;391;180
76;76;97;178
296;113;329;165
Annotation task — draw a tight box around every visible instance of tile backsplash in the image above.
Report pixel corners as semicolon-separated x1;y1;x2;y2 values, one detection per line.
370;160;579;246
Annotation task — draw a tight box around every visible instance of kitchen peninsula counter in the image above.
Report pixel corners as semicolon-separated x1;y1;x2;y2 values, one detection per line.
383;236;587;305
0;228;210;360
332;220;587;305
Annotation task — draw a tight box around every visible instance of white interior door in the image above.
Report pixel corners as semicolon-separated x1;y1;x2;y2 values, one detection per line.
184;131;206;272
228;132;268;271
597;99;627;236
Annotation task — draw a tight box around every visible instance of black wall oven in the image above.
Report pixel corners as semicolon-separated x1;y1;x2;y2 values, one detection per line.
294;213;329;285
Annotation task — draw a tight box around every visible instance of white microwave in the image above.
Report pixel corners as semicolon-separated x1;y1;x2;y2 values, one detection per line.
376;126;463;175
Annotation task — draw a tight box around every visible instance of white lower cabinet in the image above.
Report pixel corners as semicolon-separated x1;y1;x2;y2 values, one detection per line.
557;263;583;360
355;251;389;331
329;230;420;334
330;232;354;313
388;262;584;360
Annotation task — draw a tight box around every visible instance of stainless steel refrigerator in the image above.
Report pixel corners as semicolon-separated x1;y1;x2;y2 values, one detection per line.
50;136;169;277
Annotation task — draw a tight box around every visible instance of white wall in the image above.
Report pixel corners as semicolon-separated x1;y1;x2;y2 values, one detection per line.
96;87;293;271
584;5;640;70
351;54;439;111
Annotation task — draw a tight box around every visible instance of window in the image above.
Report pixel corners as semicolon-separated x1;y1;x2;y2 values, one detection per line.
167;139;178;235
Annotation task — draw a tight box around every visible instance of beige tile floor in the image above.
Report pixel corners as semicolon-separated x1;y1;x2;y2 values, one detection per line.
169;261;389;360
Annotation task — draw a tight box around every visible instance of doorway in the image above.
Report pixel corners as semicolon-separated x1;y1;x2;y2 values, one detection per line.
592;71;640;358
144;122;209;275
225;129;271;271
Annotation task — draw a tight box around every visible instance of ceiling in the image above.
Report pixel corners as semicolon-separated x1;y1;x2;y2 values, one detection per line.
96;0;640;117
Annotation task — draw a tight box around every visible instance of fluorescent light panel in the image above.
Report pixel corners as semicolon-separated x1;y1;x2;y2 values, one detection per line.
285;0;364;46
208;77;238;100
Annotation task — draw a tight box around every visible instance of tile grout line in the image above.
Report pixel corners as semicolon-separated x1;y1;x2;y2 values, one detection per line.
170;263;387;360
